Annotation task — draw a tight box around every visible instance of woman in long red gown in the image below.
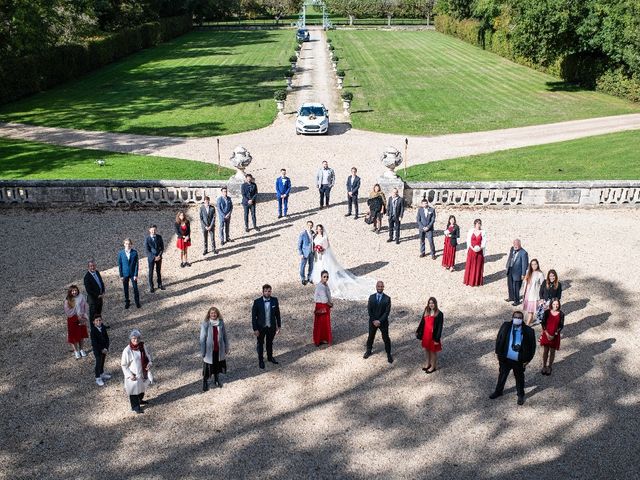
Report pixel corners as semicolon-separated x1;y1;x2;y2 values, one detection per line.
540;298;564;375
442;215;460;271
416;297;444;374
313;270;333;346
463;219;486;286
64;285;89;359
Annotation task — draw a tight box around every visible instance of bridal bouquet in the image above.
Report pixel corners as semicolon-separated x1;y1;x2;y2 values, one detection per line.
314;245;325;253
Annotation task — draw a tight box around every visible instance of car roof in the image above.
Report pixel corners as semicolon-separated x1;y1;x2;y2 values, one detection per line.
299;102;326;108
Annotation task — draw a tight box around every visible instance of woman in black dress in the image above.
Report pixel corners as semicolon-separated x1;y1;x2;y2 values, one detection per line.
539;269;562;307
366;184;386;233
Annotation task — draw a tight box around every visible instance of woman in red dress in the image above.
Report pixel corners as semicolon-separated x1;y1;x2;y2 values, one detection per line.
442;215;460;271
540;298;564;375
175;211;192;268
416;297;444;374
313;270;333;346
64;285;89;359
463;218;486;286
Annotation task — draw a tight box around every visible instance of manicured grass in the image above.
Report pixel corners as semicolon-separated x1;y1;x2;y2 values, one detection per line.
401;130;640;181
0;138;233;180
329;30;640;135
0;31;296;137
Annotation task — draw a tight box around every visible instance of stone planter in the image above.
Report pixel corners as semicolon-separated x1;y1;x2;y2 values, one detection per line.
332;61;338;70
276;100;285;113
342;100;351;114
337;77;344;89
380;146;403;179
229;146;253;180
290;62;297;70
286;77;293;90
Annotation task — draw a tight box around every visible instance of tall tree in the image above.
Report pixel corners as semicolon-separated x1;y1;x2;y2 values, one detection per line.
325;0;374;25
259;0;302;23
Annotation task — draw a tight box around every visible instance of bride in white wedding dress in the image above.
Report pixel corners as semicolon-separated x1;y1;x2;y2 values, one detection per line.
310;224;375;300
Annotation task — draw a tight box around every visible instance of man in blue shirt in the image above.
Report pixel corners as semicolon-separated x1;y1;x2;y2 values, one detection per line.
489;310;536;405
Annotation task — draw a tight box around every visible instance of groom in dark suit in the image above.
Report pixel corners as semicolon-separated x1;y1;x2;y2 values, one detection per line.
84;259;105;321
199;196;218;255
144;225;165;292
387;188;404;244
364;281;393;363
251;284;281;369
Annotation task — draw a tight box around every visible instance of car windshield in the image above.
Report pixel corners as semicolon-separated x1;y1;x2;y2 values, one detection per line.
300;106;325;117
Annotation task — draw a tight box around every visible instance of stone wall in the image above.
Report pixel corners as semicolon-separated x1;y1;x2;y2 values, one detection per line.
405;181;640;207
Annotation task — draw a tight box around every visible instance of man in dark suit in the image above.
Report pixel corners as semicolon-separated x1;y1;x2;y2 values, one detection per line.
275;168;291;218
364;281;393;363
505;239;529;306
84;259;105;321
117;238;140;309
386;188;404;244
416;198;436;259
489;310;536;405
216;187;233;245
144;225;164;293
199;196;218;255
251;284;281;369
90;315;110;386
241;174;259;233
345;166;361;219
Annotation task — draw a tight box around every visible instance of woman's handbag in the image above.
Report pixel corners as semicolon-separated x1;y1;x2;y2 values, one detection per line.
364;214;373;224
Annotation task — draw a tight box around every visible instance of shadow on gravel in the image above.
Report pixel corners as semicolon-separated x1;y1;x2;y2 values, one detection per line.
327;122;352;136
349;261;389;276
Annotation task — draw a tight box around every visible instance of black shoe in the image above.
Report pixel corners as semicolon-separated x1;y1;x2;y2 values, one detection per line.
504;298;512;302
387;238;393;243
345;213;351;217
255;227;260;232
268;357;279;364
259;360;265;369
387;355;394;364
489;391;502;399
213;249;219;255
149;287;155;293
159;285;166;290
302;280;307;286
139;400;149;405
396;240;400;245
517;396;525;405
431;255;436;260
217;379;224;388
203;250;208;255
278;214;282;218
308;280;314;284
125;302;130;309
221;240;226;246
133;407;144;414
354;215;359;220
419;253;426;258
363;351;372;359
180;262;185;268
512;302;520;306
136;303;141;309
185;262;192;267
245;227;249;232
203;380;209;392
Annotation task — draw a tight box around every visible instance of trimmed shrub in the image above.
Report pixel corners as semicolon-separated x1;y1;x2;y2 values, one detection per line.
336;69;345;78
273;89;287;101
597;70;640;103
341;91;353;101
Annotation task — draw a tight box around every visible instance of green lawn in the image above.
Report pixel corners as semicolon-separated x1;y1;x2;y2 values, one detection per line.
329;30;640;135
0;138;233;180
402;130;640;181
0;31;296;137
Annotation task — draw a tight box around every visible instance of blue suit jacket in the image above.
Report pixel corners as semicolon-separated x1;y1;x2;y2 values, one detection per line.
118;249;139;278
276;177;291;197
298;230;314;257
417;206;436;231
216;195;233;219
506;247;529;279
346;175;360;195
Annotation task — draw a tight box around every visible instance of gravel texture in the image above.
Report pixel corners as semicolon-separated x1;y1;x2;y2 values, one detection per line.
1;28;639;480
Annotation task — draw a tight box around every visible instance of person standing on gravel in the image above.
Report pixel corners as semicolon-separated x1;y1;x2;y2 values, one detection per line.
387;188;404;245
84;260;105;321
216;187;233;245
345;167;361;219
199;196;218;256
241;174;259;232
363;281;393;363
316;160;335;208
275;168;291;218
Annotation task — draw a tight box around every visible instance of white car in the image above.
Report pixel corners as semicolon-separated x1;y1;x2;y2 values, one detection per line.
296;102;329;135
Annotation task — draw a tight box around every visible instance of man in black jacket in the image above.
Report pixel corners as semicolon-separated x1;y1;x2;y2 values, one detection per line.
489;310;536;405
83;259;105;321
90;316;110;386
144;225;165;292
364;281;393;363
241;174;259;233
416;198;436;259
251;284;281;369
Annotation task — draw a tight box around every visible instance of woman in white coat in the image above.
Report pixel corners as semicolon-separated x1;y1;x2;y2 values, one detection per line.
121;329;153;414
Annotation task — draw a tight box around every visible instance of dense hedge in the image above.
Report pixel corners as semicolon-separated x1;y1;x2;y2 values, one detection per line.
435;14;639;103
0;15;192;106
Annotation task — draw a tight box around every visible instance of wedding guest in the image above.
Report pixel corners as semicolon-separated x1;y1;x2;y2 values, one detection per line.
216;187;233;245
200;306;229;390
241;174;259;232
252;284;281;369
345;167;361;219
117;238;140;309
442;215;460;271
144;225;164;293
364;281;393;363
175;211;192;268
313;270;333;346
416;198;436;259
416;297;443;374
315;160;335;208
83;259;105;321
539;269;562;305
463;219;486;287
298;220;315;285
505;239;529;306
275;168;291;218
121;329;153;414
367;184;386;233
64;285;89;359
386;188;404;245
523;259;545;325
90;315;110;386
199;196;218;255
540;298;564;376
489;310;536;405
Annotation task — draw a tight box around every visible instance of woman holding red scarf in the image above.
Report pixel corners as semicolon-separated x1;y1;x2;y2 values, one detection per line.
121;329;153;414
200;306;229;391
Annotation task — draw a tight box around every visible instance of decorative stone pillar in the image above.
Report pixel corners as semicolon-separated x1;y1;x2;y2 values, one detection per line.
378;146;406;200
228;146;252;195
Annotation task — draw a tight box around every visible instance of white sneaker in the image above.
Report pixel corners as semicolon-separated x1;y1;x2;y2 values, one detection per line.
96;377;105;386
101;373;112;380
74;351;81;360
80;350;87;357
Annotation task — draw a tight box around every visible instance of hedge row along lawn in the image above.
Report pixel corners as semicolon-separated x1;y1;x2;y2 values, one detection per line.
0;30;296;137
401;130;640;181
0;138;233;180
329;30;640;135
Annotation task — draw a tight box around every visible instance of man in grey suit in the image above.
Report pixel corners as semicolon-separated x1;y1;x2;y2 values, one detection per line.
386;188;404;244
505;239;529;306
199;196;218;255
297;220;315;285
416;198;436;259
315;160;335;208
